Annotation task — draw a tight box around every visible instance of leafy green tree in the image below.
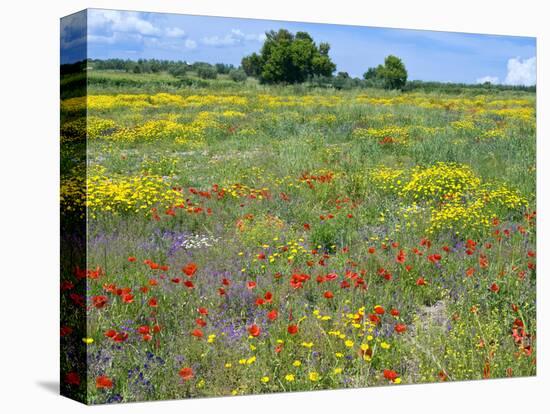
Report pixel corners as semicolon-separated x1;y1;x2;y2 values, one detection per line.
241;53;262;77
168;64;188;79
378;55;407;89
363;66;379;80
215;63;235;74
242;29;336;84
229;69;247;82
196;64;218;80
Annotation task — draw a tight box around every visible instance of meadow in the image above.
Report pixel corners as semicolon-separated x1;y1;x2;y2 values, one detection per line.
60;70;536;403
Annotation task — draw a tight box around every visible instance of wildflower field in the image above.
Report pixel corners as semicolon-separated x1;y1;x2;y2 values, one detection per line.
60;72;536;403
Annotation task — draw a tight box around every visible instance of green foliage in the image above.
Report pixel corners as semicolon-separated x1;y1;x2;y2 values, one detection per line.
196;64;218;80
242;29;336;84
229;69;248;82
363;67;379;80
167;63;188;79
241;53;262;77
379;55;408;90
215;63;235;74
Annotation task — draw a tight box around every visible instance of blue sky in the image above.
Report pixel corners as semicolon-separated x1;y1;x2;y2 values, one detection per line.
61;9;537;85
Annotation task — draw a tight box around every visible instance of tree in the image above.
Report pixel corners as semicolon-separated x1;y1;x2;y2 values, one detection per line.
196;64;217;80
241;53;262;77
241;29;336;84
168;64;188;79
229;69;247;82
215;63;235;74
378;55;407;90
363;66;379;80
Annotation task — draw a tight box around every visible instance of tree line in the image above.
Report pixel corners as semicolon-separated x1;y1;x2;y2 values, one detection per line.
74;28;534;92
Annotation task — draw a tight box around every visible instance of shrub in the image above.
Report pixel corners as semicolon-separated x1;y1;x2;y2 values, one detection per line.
229;69;248;82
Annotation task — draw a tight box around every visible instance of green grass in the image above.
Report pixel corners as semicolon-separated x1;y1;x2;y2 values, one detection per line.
60;71;536;403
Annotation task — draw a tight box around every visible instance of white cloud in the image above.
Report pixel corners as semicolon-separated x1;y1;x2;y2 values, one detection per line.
505;57;536;86
88;10;160;36
185;39;197;50
202;29;265;47
165;27;186;38
476;75;499;84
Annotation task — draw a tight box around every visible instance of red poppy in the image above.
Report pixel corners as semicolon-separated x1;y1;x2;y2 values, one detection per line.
142;334;153;342
264;291;273;302
65;372;80;386
179;367;194;381
490;283;500;293
153;324;161;333
196;318;207;327
60;326;73;337
149;278;158;286
368;247;376;254
198;307;208;315
184;280;195;289
390;309;400;317
104;329;117;338
479;254;489;269
116;287;131;296
324;290;334;299
374;305;385;315
128;256;136;262
113;332;128;342
395;324;407;334
267;309;278;321
247;281;257;290
287;324;299;335
96;375;113;389
148;297;158;307
222;278;231;286
191;329;204;339
137;326;150;335
325;273;338;281
92;295;108;309
416;277;426;286
396;250;406;264
60;280;74;291
160;265;169;271
182;263;198;277
383;369;399;382
428;254;441;263
303;223;311;231
420;238;432;248
368;314;381;324
218;287;226;295
121;293;134;304
248;324;261;337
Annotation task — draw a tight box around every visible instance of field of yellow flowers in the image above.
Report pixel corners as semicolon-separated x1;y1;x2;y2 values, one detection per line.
60;73;536;403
